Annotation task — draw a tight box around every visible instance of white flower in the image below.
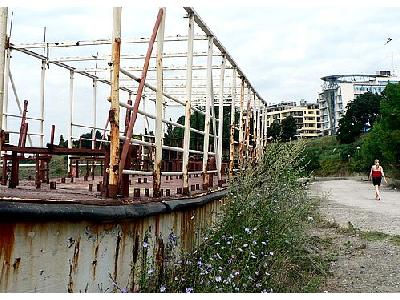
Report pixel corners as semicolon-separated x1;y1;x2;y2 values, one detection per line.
256;283;262;288
243;244;248;248
238;248;243;252
269;251;274;256
227;241;231;245
197;260;202;267
143;241;149;248
214;242;220;245
186;287;193;293
160;286;166;293
252;240;257;245
265;272;271;276
261;241;267;245
215;276;222;282
147;269;154;274
251;255;257;259
307;216;314;221
245;227;251;234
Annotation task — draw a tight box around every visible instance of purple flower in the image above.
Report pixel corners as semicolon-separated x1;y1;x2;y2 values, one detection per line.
186;287;194;293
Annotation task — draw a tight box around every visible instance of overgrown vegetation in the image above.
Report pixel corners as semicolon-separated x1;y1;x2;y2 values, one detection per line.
135;141;327;293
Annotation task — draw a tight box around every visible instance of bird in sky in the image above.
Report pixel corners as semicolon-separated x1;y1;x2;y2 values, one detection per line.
385;37;393;45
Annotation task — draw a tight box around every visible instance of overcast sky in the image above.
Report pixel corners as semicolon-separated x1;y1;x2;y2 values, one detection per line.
4;2;400;144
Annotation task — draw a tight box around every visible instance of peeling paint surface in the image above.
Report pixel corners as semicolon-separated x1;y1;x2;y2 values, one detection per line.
0;199;223;292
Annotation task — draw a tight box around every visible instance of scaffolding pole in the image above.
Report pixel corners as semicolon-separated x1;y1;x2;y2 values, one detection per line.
229;68;237;177
182;12;194;195
217;55;226;181
153;7;165;198
108;7;122;197
202;36;213;190
0;7;7;140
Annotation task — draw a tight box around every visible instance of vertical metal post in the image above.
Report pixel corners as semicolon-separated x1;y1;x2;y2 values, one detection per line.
67;70;74;175
68;70;74;149
245;86;251;159
229;68;237;177
256;97;261;158
202;36;213;189
182;12;194;195
39;60;46;147
0;7;8;139
217;55;226;181
238;78;244;165
108;7;122;197
92;79;97;149
2;47;9;131
153;7;165;198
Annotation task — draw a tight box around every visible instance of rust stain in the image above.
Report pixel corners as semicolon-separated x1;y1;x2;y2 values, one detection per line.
0;223;15;289
12;257;21;272
113;233;121;281
68;236;80;293
92;244;99;281
155;215;160;237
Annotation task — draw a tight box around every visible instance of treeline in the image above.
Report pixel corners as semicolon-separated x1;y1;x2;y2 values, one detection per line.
303;83;400;178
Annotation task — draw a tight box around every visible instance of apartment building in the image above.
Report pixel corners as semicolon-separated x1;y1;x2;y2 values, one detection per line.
266;100;322;139
318;71;400;135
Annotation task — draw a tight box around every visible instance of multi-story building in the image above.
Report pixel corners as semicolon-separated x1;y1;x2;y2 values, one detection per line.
318;71;400;135
266;100;322;139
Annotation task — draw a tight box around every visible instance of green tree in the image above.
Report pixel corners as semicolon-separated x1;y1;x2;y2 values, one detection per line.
281;115;297;142
267;120;281;141
337;92;381;144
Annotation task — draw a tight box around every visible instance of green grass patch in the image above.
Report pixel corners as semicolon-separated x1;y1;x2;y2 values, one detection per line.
360;231;388;241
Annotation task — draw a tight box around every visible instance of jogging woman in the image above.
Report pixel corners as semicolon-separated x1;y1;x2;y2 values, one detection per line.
368;159;387;201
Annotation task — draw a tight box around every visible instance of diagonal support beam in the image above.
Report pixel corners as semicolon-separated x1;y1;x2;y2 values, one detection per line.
118;8;164;187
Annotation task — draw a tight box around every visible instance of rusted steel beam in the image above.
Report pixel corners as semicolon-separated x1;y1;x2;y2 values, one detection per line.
50;124;55;146
108;7;122;198
35;153;40;189
9;151;18;188
1;145;105;156
18;100;28;147
118;8;164;188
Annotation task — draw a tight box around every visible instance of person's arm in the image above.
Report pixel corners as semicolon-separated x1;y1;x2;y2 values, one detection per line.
381;167;388;183
369;167;373;180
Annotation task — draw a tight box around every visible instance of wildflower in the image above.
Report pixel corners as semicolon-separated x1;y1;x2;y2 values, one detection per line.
160;286;166;293
256;283;262;288
245;227;251;234
227;241;231;245
269;251;274;256
215;276;222;282
234;271;239;276
243;244;248;248
120;288;128;293
215;242;220;245
265;272;271;276
307;216;314;221
186;287;193;293
143;241;149;248
261;241;267;245
251;255;256;259
147;269;154;275
197;260;202;267
238;248;243;252
252;240;257;245
255;271;259;276
174;276;179;281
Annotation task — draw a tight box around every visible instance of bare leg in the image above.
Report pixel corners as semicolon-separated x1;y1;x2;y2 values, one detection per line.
375;185;381;200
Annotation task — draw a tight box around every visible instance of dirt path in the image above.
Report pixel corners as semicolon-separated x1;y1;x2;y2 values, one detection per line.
309;178;400;292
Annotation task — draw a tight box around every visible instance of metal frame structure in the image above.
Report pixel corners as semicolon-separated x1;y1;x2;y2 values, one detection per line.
0;7;268;199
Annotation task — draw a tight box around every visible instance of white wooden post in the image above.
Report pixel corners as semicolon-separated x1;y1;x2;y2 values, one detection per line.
68;70;74;149
182;12;194;195
154;7;165;197
238;78;244;165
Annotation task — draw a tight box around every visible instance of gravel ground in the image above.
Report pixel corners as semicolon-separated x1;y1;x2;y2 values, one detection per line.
309;178;400;293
